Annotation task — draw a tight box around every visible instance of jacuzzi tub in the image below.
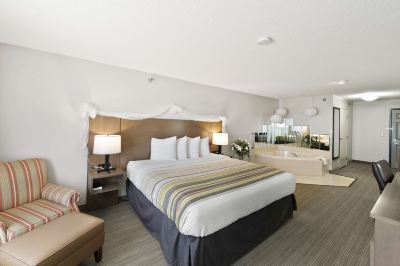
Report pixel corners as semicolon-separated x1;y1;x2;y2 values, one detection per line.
254;150;329;177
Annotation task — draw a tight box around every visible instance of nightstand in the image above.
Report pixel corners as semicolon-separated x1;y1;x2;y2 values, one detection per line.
87;168;125;212
212;152;233;158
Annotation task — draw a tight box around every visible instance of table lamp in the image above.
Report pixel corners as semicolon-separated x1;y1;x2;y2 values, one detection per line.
93;135;121;173
212;132;229;154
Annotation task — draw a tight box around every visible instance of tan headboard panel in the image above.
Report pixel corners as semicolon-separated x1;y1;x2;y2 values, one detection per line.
88;116;222;169
88;116;121;169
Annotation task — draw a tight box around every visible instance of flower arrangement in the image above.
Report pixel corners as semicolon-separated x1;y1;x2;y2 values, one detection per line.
231;138;250;160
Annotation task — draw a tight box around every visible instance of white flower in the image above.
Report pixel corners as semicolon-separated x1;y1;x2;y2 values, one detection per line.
231;138;251;155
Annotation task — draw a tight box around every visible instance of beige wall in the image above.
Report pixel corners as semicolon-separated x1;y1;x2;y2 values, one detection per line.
0;43;275;204
281;95;333;134
352;98;400;162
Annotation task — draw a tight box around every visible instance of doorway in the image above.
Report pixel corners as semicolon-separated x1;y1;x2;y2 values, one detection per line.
332;107;348;169
390;108;400;168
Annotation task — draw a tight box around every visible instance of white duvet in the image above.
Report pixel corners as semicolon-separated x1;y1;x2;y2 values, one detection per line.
127;154;296;237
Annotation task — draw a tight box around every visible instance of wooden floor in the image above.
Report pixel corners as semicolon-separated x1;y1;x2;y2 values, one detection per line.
81;161;379;266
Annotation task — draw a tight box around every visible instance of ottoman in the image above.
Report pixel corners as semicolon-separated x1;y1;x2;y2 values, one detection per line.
0;212;104;266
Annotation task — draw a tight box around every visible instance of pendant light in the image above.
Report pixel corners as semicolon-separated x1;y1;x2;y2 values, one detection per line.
270;98;287;123
270;114;284;123
304;96;318;117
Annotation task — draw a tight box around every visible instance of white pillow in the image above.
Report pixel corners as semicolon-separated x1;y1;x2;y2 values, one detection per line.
177;136;188;160
150;136;177;160
200;137;210;157
187;136;200;159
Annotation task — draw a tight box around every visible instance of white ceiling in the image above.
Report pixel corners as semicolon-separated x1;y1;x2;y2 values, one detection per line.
1;0;400;99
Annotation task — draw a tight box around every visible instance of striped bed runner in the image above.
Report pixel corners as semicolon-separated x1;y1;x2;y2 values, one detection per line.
141;158;284;230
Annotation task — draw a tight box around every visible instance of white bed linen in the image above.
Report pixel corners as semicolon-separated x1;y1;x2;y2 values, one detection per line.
127;154;296;237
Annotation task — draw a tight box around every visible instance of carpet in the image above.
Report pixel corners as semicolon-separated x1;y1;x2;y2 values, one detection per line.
81;162;377;266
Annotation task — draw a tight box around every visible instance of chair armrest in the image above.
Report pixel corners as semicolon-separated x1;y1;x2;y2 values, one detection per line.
0;221;6;245
41;183;80;212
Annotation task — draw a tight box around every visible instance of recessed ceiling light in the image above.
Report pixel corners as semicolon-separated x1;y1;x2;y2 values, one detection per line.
361;93;379;102
331;80;348;85
257;36;274;45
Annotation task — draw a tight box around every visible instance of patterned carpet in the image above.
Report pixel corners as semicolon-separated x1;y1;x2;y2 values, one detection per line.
82;161;379;266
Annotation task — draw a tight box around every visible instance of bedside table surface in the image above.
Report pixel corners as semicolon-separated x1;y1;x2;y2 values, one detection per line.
88;168;125;179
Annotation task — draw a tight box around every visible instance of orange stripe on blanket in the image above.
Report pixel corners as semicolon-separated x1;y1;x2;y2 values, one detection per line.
19;160;33;202
42;184;58;201
33;159;44;189
17;206;50;223
51;186;65;203
7;231;14;242
0;212;33;231
31;201;64;217
55;188;69;207
4;163;18;207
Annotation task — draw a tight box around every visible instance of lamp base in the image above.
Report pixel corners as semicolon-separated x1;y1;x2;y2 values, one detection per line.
96;165;116;173
217;145;222;154
97;154;115;173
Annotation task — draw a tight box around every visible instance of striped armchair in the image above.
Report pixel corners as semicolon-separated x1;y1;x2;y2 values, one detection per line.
0;159;80;245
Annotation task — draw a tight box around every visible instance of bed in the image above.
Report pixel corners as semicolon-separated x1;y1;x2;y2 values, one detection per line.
88;116;296;266
126;154;296;266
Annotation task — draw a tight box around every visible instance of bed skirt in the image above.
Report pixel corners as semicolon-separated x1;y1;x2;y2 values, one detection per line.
127;179;296;266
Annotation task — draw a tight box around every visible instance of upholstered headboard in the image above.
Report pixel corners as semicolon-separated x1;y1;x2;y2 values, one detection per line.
88;116;222;169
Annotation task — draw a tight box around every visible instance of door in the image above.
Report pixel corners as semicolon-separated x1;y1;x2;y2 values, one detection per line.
390;109;400;168
338;108;348;168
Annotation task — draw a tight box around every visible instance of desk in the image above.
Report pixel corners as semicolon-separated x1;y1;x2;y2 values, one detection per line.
391;171;400;185
370;171;400;266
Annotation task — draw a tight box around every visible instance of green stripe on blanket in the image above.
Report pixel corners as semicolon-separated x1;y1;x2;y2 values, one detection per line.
142;158;284;230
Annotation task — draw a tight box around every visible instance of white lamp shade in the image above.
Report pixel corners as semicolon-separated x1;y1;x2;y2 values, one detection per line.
275;108;288;117
304;107;318;117
93;135;121;155
270;114;283;124
212;133;229;145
